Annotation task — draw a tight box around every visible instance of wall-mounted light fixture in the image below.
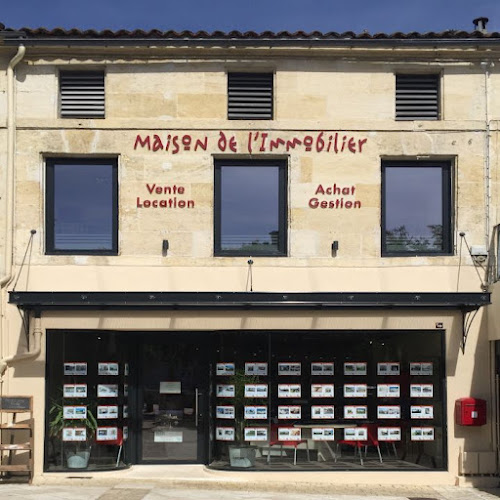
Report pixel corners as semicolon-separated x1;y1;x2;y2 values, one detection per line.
331;240;339;257
162;239;169;257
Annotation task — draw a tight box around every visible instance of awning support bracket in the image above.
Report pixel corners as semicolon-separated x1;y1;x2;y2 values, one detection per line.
461;307;480;354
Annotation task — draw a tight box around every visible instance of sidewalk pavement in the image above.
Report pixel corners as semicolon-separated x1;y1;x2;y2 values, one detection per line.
2;465;500;500
0;483;500;500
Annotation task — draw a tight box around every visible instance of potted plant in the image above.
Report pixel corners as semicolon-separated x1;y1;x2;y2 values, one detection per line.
227;369;260;468
49;399;98;469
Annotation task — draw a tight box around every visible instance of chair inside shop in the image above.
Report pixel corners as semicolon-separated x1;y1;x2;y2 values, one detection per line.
266;423;310;465
96;428;123;467
335;424;382;465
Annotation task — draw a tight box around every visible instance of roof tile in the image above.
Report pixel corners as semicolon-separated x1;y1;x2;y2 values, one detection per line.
1;25;500;41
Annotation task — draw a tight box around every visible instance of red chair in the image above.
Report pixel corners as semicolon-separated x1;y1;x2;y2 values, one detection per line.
335;424;382;465
96;428;123;467
267;424;310;465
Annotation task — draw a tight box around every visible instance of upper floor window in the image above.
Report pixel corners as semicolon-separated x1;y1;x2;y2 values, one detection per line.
214;160;287;256
382;161;452;256
395;74;440;120
46;158;118;255
59;70;105;118
227;73;273;120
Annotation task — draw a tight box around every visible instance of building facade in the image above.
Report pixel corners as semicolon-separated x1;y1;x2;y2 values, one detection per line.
0;19;500;485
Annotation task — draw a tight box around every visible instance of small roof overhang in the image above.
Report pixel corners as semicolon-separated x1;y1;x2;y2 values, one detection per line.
8;291;491;312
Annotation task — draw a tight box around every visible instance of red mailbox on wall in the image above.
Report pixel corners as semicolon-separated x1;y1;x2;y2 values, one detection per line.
455;398;487;426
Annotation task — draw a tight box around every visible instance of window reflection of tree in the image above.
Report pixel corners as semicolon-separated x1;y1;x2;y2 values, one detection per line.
385;224;443;252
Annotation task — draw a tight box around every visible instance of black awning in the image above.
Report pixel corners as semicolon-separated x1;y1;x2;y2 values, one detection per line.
8;291;490;312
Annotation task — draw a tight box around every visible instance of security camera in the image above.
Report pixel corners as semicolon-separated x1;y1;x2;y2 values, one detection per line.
470;245;488;263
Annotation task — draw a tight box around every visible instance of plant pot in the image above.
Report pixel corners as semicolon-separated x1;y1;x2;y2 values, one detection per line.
229;445;256;468
66;450;91;469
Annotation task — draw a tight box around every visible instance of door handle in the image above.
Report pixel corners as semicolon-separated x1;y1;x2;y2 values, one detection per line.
195;388;202;427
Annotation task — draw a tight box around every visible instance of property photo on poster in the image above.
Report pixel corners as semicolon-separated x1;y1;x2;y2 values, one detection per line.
377;405;401;419
216;363;235;376
244;405;268;419
244;384;268;398
63;384;87;398
278;362;301;376
216;384;235;398
277;384;301;398
410;384;434;398
411;427;435;441
97;384;119;398
377;384;400;398
377;427;402;441
344;405;368;419
311;384;334;398
410;405;434;419
344;384;367;398
344;362;367;376
216;405;235;419
278;427;302;441
63;406;87;419
96;426;118;441
245;362;268;376
377;362;400;376
277;405;301;419
215;427;235;441
311;427;335;441
64;362;87;376
311;405;335;419
311;362;334;376
97;405;119;419
98;362;119;376
244;427;268;441
343;427;367;441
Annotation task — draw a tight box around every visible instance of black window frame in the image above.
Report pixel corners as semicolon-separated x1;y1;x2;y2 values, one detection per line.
381;160;453;257
227;72;274;120
214;159;287;257
45;158;119;256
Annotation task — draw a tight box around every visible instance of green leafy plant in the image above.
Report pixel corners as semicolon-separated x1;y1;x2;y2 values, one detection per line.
49;399;98;447
229;369;260;444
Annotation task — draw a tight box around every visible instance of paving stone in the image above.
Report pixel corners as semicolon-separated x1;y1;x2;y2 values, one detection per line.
1;484;500;500
98;488;151;500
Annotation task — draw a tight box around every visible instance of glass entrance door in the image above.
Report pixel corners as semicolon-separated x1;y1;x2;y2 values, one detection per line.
139;333;210;463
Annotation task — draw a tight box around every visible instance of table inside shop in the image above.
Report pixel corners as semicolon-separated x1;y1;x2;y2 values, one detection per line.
293;423;354;462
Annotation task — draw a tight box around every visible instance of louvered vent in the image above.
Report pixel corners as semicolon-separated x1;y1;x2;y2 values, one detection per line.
228;73;273;120
396;74;440;120
60;71;105;118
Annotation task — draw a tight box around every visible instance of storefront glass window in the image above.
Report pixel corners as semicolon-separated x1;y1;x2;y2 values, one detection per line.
211;330;445;471
45;329;445;472
45;331;131;471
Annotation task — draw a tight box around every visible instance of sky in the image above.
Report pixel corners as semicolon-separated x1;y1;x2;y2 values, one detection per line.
2;0;500;34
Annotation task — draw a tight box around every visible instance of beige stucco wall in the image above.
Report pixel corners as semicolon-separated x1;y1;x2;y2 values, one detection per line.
0;46;499;484
8;54;498;270
8;124;494;266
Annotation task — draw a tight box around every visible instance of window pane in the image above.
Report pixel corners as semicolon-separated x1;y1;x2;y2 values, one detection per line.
385;167;445;253
220;166;281;254
53;163;114;251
